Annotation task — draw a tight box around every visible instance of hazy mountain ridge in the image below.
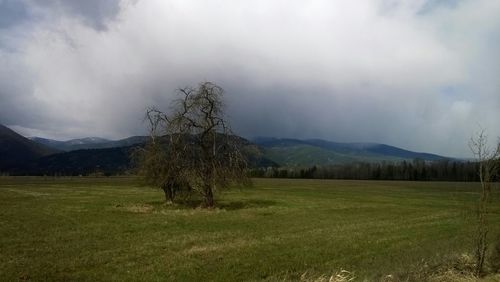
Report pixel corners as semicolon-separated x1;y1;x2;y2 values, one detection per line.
1;124;452;175
254;137;449;167
1;126;278;175
0;124;60;171
30;136;149;151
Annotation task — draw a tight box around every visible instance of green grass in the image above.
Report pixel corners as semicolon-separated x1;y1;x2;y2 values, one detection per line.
0;177;499;281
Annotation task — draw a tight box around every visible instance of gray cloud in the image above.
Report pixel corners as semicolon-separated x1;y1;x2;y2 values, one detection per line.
37;0;122;30
0;0;499;157
0;0;121;30
0;0;28;29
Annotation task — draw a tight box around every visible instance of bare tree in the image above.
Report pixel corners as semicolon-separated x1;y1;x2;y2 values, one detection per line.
468;128;500;276
133;108;191;203
136;82;249;207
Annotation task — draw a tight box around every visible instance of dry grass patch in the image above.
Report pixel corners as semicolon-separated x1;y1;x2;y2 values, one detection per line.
397;253;500;282
119;204;154;213
184;238;258;255
300;269;356;282
7;189;49;197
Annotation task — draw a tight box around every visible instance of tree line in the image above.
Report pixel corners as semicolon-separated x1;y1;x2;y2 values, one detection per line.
250;159;498;182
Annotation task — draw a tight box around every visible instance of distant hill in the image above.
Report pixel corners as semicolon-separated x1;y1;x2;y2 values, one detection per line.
254;137;449;167
5;134;276;175
31;146;136;176
30;136;149;151
2;128;453;175
0;124;59;171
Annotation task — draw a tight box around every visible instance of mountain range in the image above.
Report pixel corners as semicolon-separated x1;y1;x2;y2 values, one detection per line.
254;137;447;167
0;124;59;172
30;136;148;151
0;124;451;175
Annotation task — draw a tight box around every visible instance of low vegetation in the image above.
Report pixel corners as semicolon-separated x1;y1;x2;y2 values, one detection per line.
1;177;499;281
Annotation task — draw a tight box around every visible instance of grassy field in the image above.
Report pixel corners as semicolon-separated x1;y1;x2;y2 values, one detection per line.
0;177;499;281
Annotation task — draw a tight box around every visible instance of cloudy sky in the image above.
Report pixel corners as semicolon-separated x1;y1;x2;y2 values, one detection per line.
1;0;499;157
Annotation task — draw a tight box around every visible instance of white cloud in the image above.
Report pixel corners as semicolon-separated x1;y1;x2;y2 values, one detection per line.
0;0;499;157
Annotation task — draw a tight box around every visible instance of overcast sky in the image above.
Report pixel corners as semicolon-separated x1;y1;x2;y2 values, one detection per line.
1;0;499;157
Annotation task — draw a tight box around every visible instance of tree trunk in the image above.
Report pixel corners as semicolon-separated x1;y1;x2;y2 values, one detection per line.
475;177;491;276
204;184;215;208
162;185;174;204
